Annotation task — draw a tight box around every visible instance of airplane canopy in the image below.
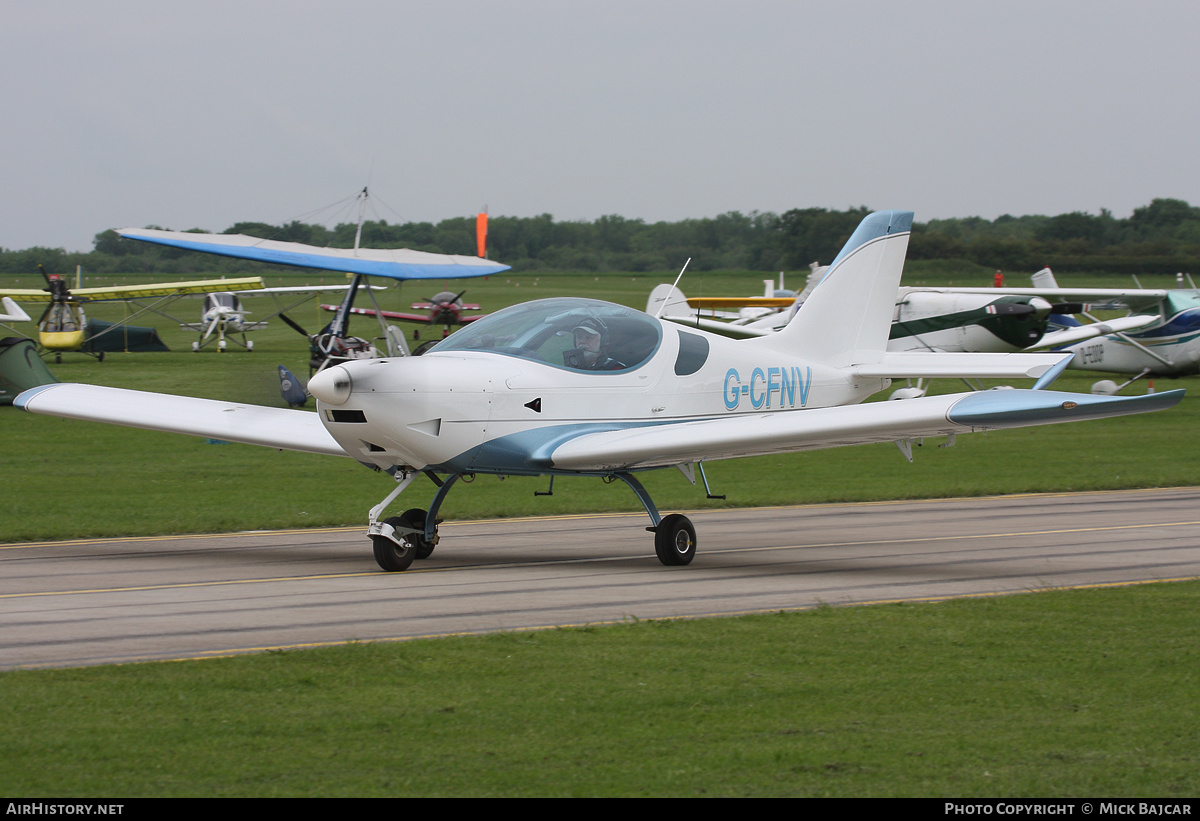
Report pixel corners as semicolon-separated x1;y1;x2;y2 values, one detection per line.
430;298;663;373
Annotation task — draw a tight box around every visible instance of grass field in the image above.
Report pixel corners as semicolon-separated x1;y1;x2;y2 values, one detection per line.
1;264;1197;797
1;581;1197;797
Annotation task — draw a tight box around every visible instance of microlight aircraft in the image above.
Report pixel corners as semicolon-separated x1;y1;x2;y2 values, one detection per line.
0;268;264;361
17;211;1182;572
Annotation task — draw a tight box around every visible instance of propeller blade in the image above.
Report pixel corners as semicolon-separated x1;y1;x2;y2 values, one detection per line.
277;312;311;338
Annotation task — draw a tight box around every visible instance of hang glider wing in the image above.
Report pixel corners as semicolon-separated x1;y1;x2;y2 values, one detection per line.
0;277;264;303
541;388;1184;471
16;383;348;458
116;228;511;281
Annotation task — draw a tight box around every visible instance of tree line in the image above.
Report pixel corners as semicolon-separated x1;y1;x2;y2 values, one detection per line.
5;198;1200;277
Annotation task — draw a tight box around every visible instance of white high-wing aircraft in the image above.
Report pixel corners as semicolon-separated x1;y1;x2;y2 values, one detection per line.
18;211;1183;572
652;279;1155;354
927;269;1200;392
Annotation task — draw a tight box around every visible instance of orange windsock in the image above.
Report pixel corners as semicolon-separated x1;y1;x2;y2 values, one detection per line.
476;211;488;258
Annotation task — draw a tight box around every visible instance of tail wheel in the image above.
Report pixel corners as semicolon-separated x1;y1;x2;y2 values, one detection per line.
654;514;696;566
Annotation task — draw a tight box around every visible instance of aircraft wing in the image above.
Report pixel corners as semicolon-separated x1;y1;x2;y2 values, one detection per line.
686;297;797;309
542;388;1184;471
413;302;482;310
15;384;349;458
320;304;431;323
661;313;774;339
320;304;487;324
241;283;388;295
916;287;1169;313
1028;315;1158;349
117;228;511;281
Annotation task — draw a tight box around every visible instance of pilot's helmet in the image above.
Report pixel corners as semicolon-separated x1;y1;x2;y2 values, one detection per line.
572;317;608;350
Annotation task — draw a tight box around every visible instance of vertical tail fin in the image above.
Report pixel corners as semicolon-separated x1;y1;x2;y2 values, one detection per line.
764;210;912;368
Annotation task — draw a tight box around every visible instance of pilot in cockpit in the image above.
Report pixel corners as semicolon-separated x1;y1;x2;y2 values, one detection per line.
568;317;625;370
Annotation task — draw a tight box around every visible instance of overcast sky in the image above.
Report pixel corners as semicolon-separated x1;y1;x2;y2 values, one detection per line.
4;0;1198;251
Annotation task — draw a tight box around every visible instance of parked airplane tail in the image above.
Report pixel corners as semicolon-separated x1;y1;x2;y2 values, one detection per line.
767;210;913;368
646;283;693;319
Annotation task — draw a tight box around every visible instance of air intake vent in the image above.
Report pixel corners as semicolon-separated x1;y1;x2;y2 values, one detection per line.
327;409;367;423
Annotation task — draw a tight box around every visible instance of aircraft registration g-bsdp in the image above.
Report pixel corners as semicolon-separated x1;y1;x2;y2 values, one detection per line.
17;211;1184;572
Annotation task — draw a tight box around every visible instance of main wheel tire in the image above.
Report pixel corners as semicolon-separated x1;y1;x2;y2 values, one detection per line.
398;507;437;559
654;513;696;566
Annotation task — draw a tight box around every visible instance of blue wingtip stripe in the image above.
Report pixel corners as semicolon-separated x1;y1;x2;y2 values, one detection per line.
948;388;1185;427
14;383;59;409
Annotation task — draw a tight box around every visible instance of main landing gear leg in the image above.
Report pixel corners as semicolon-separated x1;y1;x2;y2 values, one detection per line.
367;471;462;571
611;472;697;567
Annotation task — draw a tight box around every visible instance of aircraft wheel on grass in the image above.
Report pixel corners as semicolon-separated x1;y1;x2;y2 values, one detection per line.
654;513;696;566
372;515;420;571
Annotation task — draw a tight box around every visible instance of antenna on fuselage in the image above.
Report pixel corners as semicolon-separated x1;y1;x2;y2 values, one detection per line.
655;257;692;319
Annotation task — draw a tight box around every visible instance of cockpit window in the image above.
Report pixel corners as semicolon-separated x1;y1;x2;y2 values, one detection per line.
430;297;662;373
207;293;238;311
674;330;709;375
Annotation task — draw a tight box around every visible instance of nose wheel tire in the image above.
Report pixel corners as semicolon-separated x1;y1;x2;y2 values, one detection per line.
372;515;418;572
398;507;437;560
654;513;696;566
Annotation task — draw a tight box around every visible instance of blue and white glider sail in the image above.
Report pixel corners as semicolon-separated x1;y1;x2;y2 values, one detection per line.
115;228;511;281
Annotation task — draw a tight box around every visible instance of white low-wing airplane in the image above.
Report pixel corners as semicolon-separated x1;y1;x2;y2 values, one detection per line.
17;211;1183;572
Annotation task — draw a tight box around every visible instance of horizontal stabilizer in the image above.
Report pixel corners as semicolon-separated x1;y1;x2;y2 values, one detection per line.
853;352;1072;380
16;383;348;457
543;388;1183;471
117;228;511;281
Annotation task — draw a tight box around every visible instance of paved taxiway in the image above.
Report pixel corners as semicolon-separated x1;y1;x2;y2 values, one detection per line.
3;487;1199;669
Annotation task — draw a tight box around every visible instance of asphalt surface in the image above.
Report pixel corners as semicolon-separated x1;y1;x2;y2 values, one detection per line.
3;487;1199;669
